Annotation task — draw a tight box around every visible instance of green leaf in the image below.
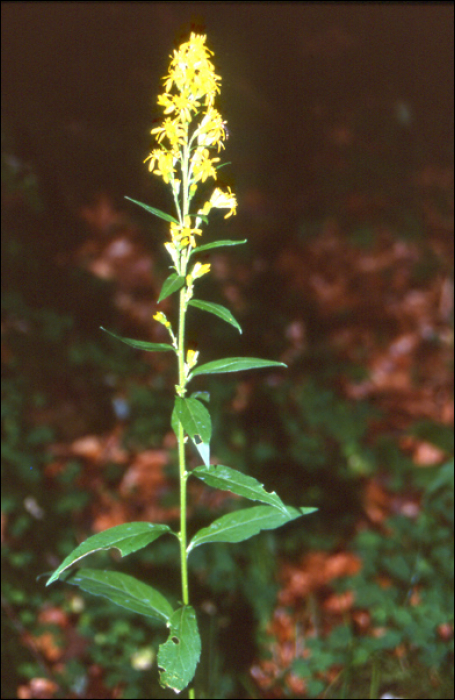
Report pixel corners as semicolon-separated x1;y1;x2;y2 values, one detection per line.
125;196;179;224
158;606;201;693
191;391;210;403
172;398;211;466
101;327;174;353
190;357;287;378
191;239;247;254
189;299;242;334
174;397;211;444
191;435;210;468
158;273;186;302
171;403;181;437
64;569;173;622
46;522;175;586
191;465;290;515
171;392;212;466
187;505;317;553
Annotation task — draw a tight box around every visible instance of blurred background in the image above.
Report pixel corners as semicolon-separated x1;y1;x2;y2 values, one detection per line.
1;3;453;699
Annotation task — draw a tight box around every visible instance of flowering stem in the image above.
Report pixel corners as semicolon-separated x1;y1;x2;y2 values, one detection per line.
144;33;237;697
176;139;196;699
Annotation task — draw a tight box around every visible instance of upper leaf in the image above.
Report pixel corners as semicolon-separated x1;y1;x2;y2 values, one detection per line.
158;273;186;302
101;327;174;353
46;522;176;586
125;196;179;224
187;505;317;553
190;357;287;378
189;299;242;334
174;397;211;444
190;239;247;255
173;398;211;466
158;606;201;693
63;568;173;622
191;465;290;515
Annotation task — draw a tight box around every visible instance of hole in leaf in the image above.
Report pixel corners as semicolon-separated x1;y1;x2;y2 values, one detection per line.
194;434;202;445
171;636;180;645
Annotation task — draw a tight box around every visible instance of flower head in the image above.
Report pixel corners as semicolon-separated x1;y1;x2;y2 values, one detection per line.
200;186;237;219
146;32;236;267
164;33;221;105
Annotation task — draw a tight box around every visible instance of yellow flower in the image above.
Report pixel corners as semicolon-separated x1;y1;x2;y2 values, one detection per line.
198;200;213;217
191;148;220;184
164;33;221;104
196;108;227;151
185;348;199;370
157;93;176;114
169;216;202;250
157;92;199;123
186;262;211;286
209;186;237;218
144;149;175;184
154;311;176;346
151;117;186;147
153;311;172;329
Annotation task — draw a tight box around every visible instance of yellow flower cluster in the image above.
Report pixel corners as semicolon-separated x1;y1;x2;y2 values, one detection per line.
153;311;177;347
145;32;237;267
169;216;202;249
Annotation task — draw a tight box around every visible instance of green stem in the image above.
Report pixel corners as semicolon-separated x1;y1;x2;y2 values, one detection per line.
176;126;196;700
177;285;189;606
177;284;196;700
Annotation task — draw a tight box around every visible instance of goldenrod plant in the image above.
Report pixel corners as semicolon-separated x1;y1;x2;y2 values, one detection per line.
45;33;317;697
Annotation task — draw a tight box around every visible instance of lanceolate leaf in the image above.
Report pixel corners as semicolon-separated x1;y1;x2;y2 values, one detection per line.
64;569;173;623
101;327;174;352
125;196;179;224
158;273;186;302
46;522;175;586
173;398;211;466
189;299;242;334
187;505;317;553
192;465;290;515
190;357;287;379
174;397;211;444
191;239;247;254
158;606;201;693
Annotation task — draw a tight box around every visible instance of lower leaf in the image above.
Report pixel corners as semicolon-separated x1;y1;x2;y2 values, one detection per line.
63;569;174;622
158;606;201;693
46;521;175;586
